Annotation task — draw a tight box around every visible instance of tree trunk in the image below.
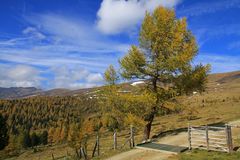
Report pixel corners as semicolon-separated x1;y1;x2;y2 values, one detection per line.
143;107;156;141
142;78;159;141
143;117;154;141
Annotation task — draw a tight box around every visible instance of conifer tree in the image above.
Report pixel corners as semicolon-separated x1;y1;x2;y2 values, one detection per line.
22;131;31;148
104;64;119;85
40;130;48;145
0;114;8;150
31;132;39;147
119;7;210;140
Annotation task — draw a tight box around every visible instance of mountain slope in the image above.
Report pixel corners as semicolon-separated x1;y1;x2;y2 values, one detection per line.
0;70;239;99
0;87;41;99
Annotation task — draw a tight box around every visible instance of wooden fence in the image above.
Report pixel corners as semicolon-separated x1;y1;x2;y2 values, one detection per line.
188;124;233;152
71;125;136;160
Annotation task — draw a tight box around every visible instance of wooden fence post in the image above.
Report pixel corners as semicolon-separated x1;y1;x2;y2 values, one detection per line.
130;125;135;148
97;133;100;156
226;125;230;153
92;132;100;157
92;140;97;158
206;125;209;151
79;148;82;159
80;147;87;160
229;126;233;152
113;129;117;150
226;125;233;153
66;150;69;157
51;153;55;160
75;148;80;160
188;123;192;150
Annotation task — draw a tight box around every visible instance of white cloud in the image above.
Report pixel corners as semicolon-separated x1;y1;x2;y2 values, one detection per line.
0;64;42;87
87;73;103;83
51;65;103;89
178;0;240;17
0;14;130;71
22;27;46;40
97;0;181;34
195;53;240;73
0;13;130;89
26;13;129;52
192;24;240;48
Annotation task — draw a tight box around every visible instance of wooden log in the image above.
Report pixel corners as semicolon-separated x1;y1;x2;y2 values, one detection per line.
207;137;226;141
208;133;226;137
191;128;205;132
209;141;227;145
191;139;206;143
208;126;226;130
191;143;207;146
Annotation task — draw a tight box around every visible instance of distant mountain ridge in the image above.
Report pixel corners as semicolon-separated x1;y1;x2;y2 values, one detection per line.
0;87;42;99
0;70;240;99
0;86;96;99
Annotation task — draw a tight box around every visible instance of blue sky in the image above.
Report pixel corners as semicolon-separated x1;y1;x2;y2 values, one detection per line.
0;0;240;89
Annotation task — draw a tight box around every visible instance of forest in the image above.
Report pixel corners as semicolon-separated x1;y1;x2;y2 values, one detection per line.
0;95;99;151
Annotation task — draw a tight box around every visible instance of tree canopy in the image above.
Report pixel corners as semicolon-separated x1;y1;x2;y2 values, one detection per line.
118;6;210;140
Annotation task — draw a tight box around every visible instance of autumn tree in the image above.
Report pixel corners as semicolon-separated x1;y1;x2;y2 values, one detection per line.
0;114;8;150
104;64;119;85
119;7;210;140
22;131;31;148
40;130;48;145
31;132;39;147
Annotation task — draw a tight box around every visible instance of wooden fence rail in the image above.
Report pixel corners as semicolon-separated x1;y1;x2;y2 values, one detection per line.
188;124;233;153
90;125;136;159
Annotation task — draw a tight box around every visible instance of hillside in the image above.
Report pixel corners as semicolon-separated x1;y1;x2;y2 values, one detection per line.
0;70;239;99
0;70;240;159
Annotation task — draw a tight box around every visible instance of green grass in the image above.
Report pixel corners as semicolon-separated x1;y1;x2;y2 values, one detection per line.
171;150;240;160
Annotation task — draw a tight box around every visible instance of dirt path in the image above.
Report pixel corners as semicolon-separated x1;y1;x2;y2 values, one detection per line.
105;148;174;160
105;132;188;160
106;119;240;160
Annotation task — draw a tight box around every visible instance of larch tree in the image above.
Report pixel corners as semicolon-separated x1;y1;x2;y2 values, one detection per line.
119;6;210;140
0;114;8;150
104;64;119;85
40;130;48;145
102;65;125;131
